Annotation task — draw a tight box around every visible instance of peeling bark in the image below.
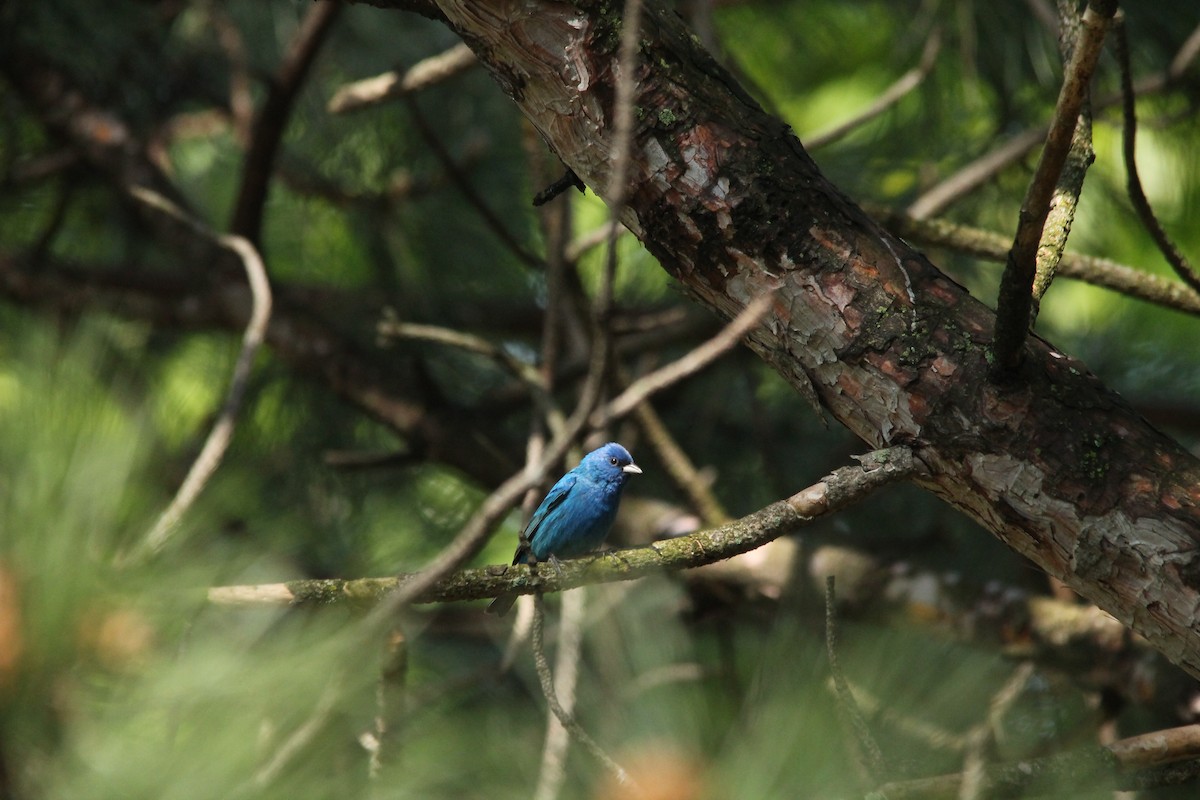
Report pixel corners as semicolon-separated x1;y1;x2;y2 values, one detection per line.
429;0;1200;677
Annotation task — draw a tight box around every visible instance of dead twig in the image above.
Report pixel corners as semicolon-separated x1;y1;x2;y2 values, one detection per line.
133;187;273;558
328;43;476;114
533;588;588;800
805;25;942;150
531;594;637;791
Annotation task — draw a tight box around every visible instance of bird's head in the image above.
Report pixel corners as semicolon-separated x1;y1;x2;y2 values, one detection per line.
584;442;642;483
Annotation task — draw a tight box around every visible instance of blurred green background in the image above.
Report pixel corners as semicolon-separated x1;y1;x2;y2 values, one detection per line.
2;0;1199;797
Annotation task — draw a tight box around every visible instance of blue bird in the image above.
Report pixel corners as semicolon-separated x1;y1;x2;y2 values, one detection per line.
486;442;642;616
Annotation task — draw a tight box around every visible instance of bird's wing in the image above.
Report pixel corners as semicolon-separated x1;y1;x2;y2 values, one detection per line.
523;472;577;552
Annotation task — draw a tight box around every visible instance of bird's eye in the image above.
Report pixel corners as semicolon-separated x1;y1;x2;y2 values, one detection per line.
609;456;619;466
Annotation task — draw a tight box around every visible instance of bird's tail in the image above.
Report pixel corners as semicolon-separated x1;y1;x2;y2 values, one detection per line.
485;592;517;617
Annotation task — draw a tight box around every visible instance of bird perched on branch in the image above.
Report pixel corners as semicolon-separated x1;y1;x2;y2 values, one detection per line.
486;442;642;616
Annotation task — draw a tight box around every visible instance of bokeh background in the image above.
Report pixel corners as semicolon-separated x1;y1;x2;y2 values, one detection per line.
2;0;1200;797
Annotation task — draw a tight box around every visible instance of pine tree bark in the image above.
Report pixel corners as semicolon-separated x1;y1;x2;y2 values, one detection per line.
425;0;1200;677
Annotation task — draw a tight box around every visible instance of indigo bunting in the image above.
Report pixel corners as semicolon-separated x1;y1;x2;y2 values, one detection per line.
486;443;642;616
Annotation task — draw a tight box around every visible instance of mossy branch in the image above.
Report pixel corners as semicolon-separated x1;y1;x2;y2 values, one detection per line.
209;446;921;609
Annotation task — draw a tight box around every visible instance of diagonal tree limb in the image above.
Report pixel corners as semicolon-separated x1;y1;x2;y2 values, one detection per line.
991;0;1117;378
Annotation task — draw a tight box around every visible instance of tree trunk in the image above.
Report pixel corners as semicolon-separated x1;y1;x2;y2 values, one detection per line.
429;0;1200;677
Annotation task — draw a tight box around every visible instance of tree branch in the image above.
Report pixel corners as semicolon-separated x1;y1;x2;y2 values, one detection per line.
129;188;274;559
530;593;633;791
804;25;942;151
1030;0;1098;316
1112;14;1200;295
906;18;1200;221
871;208;1200;318
991;0;1117;377
207;447;922;607
229;0;342;243
873;724;1200;799
327;43;476;114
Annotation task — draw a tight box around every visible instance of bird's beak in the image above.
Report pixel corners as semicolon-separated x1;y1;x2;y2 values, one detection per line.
623;463;642;475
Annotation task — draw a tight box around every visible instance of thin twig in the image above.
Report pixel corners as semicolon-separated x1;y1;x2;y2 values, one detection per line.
531;595;637;790
133;187;273;558
588;0;646;443
534;588;587;800
958;662;1036;800
327;43;476;114
826;576;888;787
595;0;645;324
1113;14;1200;295
991;0;1117;378
209;3;255;143
405;96;544;269
907;18;1200;222
907;127;1048;221
1031;0;1098;316
362;627;406;780
875;724;1200;799
872;208;1200;317
250;678;342;790
593;291;775;426
805;25;943;150
626;381;729;525
229;0;341;243
377;316;568;439
566;220;621;264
